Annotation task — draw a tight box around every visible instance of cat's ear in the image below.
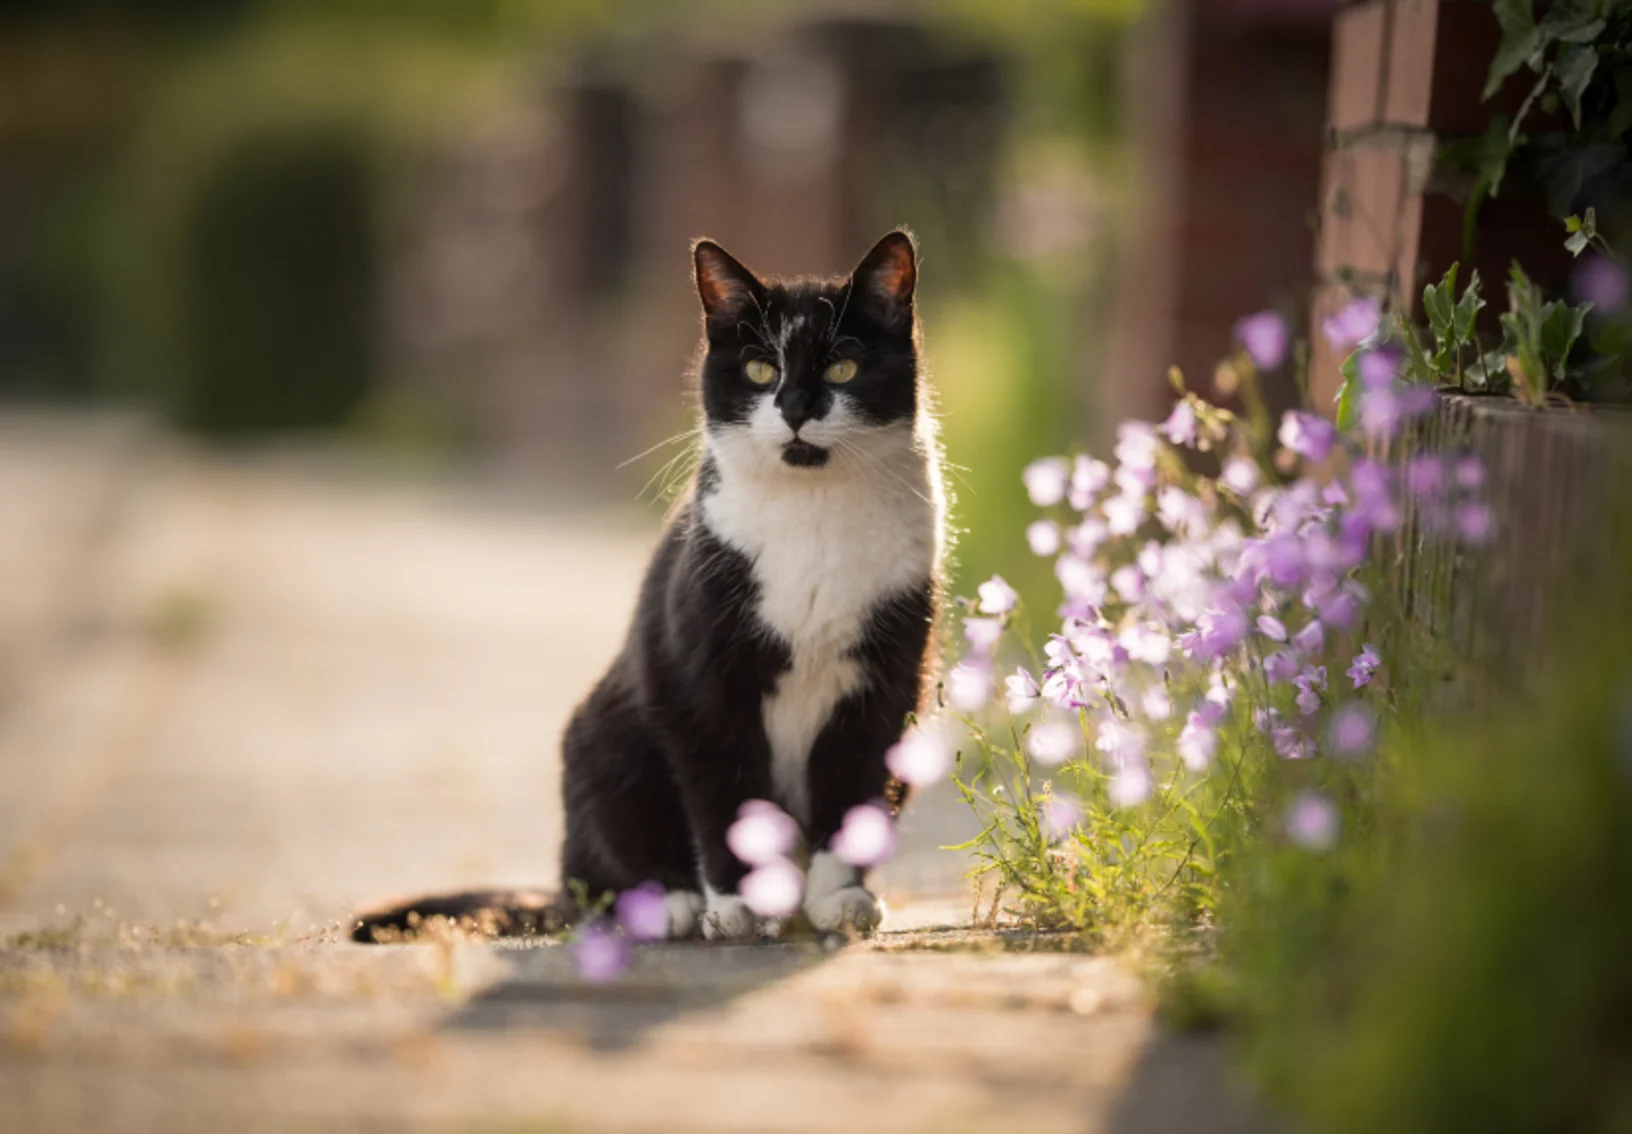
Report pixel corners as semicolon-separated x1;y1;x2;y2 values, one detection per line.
848;229;917;331
693;239;764;323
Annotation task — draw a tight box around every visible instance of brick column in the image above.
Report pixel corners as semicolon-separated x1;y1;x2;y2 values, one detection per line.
1311;0;1573;408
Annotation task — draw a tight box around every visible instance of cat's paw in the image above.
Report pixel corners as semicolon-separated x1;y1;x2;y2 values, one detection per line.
805;885;882;935
664;890;704;939
701;892;761;941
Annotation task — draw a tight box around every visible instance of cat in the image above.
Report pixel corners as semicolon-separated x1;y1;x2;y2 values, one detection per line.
352;230;944;943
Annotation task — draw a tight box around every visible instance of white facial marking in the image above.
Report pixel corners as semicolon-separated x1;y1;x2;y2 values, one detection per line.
701;411;943;824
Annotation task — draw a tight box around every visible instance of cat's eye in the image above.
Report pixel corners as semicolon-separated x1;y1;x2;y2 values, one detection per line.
744;360;777;385
824;359;859;384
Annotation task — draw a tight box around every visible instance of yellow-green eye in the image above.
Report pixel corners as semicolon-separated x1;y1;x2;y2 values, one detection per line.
824;359;858;384
744;360;777;385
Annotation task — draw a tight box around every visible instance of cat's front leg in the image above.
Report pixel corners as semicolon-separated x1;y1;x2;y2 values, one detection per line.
801;705;905;936
668;745;779;941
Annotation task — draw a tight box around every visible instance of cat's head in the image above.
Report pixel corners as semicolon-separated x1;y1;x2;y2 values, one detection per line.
692;231;919;471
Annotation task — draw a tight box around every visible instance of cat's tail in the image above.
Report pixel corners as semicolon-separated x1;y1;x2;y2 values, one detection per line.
349;888;577;943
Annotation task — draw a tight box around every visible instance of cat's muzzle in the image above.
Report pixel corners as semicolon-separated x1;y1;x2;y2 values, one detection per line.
782;439;830;468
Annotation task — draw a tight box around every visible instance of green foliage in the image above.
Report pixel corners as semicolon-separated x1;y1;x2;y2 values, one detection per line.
1440;0;1632;249
1219;558;1632;1134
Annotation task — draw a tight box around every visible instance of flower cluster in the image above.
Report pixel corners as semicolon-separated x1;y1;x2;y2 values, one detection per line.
943;308;1492;858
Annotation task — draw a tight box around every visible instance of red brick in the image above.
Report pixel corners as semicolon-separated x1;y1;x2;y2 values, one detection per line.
1316;142;1410;281
1329;1;1388;132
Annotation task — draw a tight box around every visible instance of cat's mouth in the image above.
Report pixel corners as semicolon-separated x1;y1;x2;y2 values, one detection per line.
781;439;830;468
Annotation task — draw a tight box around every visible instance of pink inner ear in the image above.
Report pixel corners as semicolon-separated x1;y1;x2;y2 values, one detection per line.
867;241;916;304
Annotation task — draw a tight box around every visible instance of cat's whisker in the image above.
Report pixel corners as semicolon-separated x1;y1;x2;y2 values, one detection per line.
617;427;703;471
833;437;932;505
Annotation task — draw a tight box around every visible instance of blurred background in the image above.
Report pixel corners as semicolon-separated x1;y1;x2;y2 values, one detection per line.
0;0;1343;927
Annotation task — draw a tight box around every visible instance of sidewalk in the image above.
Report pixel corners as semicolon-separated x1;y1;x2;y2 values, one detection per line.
0;417;1275;1132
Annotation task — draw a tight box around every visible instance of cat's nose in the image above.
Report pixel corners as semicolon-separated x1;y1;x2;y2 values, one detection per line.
777;385;816;434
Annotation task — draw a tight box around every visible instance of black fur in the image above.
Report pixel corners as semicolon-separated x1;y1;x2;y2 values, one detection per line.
352;232;935;943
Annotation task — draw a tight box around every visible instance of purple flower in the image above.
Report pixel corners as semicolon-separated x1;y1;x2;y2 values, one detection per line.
1456;502;1494;545
1027;520;1062;556
1292;619;1326;657
1005;667;1041;714
1221;457;1260;495
1236;311;1290;371
946;661;994;712
1264;649;1302;684
1328;702;1377;755
1572;254;1629;311
1161;400;1199;446
1347;644;1380;689
1094;718;1148;763
1279;411;1338;462
978;575;1019;615
573;919;630;983
964;617;1003;653
1115;422;1160;471
1294;666;1326;716
1108;763;1153;808
1358;344;1403;390
727;800;799;866
1321;296;1381;351
1103;491;1146;536
1455;457;1486;490
1028;717;1081;766
1178;712;1218;771
1194;607;1249;659
887;724;954;786
1272;725;1314;760
1071;457;1111;507
740;859;803;918
1056;555;1108;606
1286;792;1340;850
1041;794;1083;839
1024;457;1069;507
1256;614;1289;642
615;882;670;943
1405;456;1444;498
831;802;896;868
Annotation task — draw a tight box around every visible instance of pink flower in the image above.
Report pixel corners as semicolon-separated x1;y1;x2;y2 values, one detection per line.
1321;296;1380;351
1024;457;1070;506
1236;311;1289;370
740;859;803;918
1178;712;1217;771
831;802;896;868
1028;718;1081;766
1286;792;1339;850
573;919;630;983
1108;763;1153;807
1347;644;1380;688
1456;502;1494;545
1278;411;1337;462
1005;667;1041;714
1041;794;1083;839
1222;457;1260;495
614;882;670;942
727;800;799;866
964;617;1003;653
1256;614;1289;642
946;661;994;712
1027;520;1062;556
886;724;954;786
1328;702;1377;755
1572;254;1629;311
1160;401;1199;446
977;575;1019;614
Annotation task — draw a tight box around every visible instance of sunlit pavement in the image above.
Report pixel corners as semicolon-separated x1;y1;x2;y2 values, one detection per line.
0;416;1273;1133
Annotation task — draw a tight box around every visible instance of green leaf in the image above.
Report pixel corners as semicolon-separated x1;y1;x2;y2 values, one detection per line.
1540;301;1589;378
1335;352;1361;432
1555;43;1600;128
1487;0;1539;99
1565;215;1583;233
1453;270;1485;341
1536;0;1605;44
1566;230;1591;255
1611;68;1632;138
1423;262;1458;341
1530;135;1627;216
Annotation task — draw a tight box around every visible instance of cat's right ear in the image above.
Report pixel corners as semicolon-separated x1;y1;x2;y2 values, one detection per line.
693;239;763;324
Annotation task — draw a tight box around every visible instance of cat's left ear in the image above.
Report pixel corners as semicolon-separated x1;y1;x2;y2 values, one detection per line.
849;229;917;331
693;239;765;324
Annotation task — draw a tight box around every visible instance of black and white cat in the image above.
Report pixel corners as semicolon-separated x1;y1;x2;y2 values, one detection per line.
353;230;944;942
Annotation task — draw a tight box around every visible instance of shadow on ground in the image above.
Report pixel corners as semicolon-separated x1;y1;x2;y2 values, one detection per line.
441;940;830;1052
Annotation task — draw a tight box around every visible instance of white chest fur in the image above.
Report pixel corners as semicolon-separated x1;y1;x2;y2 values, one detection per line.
701;418;941;822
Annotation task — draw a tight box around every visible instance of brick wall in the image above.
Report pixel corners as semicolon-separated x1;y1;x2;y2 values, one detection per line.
1310;0;1573;407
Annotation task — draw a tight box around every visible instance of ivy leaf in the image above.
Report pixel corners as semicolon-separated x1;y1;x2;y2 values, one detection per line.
1335;352;1361;433
1423;262;1458;341
1454;270;1485;341
1610;67;1632;138
1536;0;1605;45
1540;301;1589;379
1530;135;1627;216
1566;230;1591;255
1486;0;1540;100
1555;43;1600;128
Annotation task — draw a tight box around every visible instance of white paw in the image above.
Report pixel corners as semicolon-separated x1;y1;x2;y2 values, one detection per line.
804;885;881;935
664;890;704;939
701;892;761;941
